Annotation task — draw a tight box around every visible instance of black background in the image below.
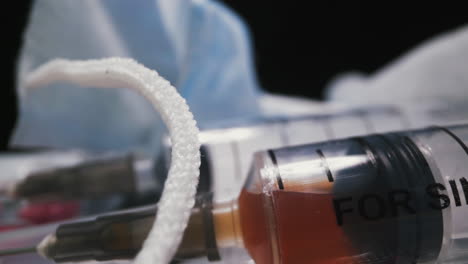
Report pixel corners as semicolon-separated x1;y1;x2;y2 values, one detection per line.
1;1;467;150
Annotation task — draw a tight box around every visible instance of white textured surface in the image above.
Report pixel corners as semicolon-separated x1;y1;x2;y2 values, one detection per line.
23;58;201;264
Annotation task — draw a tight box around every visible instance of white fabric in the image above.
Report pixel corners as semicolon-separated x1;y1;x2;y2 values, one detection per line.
23;58;201;264
326;24;468;106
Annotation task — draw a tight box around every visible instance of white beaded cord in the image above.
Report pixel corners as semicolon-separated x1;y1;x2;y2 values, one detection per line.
23;58;201;264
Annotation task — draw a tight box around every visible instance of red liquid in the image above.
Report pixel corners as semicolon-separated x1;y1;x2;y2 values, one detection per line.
239;189;356;264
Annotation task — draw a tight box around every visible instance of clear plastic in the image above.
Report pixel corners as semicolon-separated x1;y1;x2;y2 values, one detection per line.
161;104;468;201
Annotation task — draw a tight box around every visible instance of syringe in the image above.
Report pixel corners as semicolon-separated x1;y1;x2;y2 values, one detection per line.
8;104;468;202
163;103;468;201
5;123;468;264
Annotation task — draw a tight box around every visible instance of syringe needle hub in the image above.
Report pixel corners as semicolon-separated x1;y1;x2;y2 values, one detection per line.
0;233;58;259
37;234;58;259
34;194;223;263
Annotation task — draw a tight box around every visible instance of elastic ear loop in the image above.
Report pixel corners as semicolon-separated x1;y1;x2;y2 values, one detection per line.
23;58;201;264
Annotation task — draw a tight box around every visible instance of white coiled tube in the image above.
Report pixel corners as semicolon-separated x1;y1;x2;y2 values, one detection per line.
23;58;201;264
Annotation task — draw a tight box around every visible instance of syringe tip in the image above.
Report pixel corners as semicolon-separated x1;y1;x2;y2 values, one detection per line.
37;234;57;259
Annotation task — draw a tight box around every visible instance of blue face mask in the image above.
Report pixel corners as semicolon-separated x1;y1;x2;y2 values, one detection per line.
12;0;261;155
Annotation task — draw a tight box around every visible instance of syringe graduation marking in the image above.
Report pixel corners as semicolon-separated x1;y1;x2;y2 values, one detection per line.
268;150;284;190
231;142;242;180
316;149;334;182
356;110;376;133
437;126;468;206
436;126;468;155
321;117;335;140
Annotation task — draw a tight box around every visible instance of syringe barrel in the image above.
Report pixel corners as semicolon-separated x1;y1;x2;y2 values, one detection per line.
241;124;468;264
162;104;468;201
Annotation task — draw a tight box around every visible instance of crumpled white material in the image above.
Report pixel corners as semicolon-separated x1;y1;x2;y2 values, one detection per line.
326;24;468;107
12;0;260;155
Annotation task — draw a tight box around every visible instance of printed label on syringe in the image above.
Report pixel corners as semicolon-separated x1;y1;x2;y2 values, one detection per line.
333;178;468;226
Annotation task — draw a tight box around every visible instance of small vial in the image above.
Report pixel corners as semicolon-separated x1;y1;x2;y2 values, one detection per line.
38;123;468;263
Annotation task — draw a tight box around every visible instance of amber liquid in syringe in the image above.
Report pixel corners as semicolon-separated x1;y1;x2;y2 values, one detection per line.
238;188;356;264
